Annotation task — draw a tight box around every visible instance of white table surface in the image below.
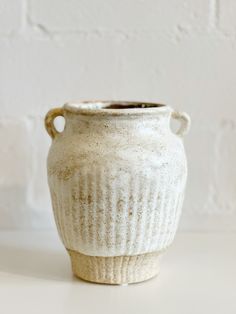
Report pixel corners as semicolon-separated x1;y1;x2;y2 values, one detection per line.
0;230;235;314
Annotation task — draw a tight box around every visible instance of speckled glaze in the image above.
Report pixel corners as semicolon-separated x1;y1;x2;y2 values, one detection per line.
45;101;190;284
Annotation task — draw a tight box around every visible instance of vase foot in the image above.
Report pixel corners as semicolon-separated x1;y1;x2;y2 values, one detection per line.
67;249;161;284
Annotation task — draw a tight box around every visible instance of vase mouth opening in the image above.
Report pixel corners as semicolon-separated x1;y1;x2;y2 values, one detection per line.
64;101;171;116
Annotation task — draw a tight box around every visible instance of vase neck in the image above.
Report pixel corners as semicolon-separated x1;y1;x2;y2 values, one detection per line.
64;111;171;135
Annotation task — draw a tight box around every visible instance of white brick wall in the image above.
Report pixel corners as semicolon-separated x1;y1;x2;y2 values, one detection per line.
28;0;208;33
219;0;236;33
0;0;21;35
0;0;236;231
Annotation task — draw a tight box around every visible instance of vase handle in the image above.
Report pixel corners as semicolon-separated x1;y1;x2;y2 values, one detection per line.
45;107;64;139
171;111;191;137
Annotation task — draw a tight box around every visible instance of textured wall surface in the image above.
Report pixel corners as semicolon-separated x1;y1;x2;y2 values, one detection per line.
0;0;235;231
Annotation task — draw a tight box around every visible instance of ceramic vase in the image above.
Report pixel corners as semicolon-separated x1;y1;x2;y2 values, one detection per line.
45;101;190;284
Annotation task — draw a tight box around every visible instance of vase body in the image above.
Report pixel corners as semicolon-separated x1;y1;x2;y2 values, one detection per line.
45;101;190;284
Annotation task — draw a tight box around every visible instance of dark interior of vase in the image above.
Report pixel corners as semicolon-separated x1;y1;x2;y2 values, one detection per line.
104;102;164;109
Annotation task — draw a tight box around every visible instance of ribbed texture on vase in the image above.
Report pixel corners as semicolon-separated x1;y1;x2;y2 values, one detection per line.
49;164;186;256
68;249;161;284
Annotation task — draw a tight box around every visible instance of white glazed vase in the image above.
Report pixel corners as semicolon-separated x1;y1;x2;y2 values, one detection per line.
45;101;190;284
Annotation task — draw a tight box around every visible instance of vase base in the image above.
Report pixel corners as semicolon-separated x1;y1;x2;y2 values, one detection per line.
67;249;161;284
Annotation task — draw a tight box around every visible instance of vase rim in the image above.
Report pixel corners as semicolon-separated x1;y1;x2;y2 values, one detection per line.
64;101;172;116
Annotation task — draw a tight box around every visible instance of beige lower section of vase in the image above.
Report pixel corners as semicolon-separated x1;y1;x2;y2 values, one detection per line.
67;249;161;284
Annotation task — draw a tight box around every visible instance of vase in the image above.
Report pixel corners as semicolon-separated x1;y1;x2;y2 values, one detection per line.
44;101;190;284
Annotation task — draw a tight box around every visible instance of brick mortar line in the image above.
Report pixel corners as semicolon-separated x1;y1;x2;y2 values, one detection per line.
208;0;219;30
